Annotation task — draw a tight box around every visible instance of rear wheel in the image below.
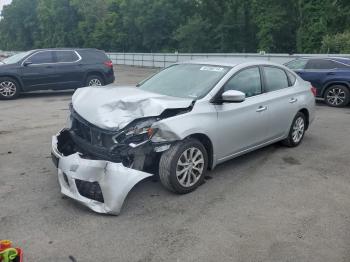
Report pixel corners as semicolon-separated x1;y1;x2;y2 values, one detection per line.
159;138;208;194
0;77;20;100
324;85;350;107
86;75;104;87
282;112;306;147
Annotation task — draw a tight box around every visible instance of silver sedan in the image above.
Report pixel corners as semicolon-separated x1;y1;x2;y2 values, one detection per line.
52;59;316;214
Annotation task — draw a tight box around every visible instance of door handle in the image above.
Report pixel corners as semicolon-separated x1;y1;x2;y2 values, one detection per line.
327;72;336;75
256;106;267;112
289;98;298;103
46;65;53;69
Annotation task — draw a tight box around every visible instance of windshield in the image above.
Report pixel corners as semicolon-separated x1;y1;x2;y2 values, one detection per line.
139;64;231;99
2;51;32;64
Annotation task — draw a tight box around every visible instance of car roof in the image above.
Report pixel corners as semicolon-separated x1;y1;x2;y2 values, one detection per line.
297;56;350;64
29;48;101;52
181;58;283;68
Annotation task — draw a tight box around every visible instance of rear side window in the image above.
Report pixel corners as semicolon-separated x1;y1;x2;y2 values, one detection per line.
78;50;109;62
285;59;308;70
27;51;54;64
55;51;79;63
305;59;348;69
224;67;262;97
263;67;289;92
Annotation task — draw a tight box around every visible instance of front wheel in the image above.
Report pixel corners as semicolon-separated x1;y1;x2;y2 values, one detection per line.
0;77;20;100
282;112;306;147
159;138;208;194
324;85;350;107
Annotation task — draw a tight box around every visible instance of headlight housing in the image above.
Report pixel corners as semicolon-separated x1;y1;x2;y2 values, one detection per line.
112;118;157;144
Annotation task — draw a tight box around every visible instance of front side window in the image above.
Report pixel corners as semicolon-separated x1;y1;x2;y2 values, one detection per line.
139;64;230;99
223;67;262;97
285;59;308;70
26;51;54;64
264;67;289;92
55;51;79;63
2;51;32;64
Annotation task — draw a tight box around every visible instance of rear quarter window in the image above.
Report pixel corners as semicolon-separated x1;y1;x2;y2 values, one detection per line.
286;70;297;86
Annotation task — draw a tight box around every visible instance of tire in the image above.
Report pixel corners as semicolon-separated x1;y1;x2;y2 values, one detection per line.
324;85;350;107
282;112;306;147
159;138;208;194
85;75;104;87
0;77;20;100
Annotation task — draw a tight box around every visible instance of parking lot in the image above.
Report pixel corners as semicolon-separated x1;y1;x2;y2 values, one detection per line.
1;65;350;262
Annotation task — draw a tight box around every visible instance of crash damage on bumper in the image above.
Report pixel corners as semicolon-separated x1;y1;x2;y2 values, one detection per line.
52;130;154;215
51;86;194;215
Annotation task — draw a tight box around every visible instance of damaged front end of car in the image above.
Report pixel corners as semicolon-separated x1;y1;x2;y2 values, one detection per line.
51;88;194;215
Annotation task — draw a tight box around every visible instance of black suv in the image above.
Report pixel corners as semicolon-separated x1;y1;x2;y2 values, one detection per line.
0;48;115;100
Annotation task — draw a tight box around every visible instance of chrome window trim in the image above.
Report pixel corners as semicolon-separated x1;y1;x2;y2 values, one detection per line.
21;50;82;66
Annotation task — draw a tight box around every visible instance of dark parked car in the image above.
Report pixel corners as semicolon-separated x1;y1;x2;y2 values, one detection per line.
0;48;115;100
285;57;350;107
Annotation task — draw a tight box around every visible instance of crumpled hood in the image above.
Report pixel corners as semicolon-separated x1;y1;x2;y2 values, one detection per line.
72;86;193;131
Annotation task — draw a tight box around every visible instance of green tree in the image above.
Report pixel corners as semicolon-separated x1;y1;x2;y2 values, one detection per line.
36;0;79;47
0;0;39;50
321;31;350;53
252;0;298;53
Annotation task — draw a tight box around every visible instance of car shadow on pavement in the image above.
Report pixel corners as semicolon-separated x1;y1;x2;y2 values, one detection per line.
19;90;75;99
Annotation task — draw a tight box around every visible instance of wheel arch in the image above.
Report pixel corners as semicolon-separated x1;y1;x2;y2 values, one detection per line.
187;133;214;170
0;74;24;91
85;71;106;85
321;81;350;97
299;108;309;130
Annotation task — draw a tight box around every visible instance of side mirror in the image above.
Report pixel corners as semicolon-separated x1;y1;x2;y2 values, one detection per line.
221;90;246;103
23;61;32;67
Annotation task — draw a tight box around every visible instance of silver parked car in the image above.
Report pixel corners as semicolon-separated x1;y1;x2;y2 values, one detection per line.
51;59;316;214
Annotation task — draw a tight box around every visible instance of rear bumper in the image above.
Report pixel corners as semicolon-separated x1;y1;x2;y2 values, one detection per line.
105;69;115;84
51;129;152;215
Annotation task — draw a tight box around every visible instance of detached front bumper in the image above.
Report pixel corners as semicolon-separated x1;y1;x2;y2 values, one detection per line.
51;130;153;215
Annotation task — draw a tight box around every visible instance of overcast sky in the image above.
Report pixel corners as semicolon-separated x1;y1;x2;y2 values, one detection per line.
0;0;12;13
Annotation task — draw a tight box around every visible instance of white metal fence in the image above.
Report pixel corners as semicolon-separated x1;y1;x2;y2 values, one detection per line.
1;51;349;67
107;52;350;68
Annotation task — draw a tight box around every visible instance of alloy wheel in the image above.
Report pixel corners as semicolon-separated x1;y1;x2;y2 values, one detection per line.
176;147;205;188
326;87;346;106
292;117;305;143
0;81;17;97
88;78;102;86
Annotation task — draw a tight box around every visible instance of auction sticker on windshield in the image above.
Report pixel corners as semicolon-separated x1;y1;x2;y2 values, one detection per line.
200;66;225;72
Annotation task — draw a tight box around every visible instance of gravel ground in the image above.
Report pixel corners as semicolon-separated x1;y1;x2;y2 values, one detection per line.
1;65;350;262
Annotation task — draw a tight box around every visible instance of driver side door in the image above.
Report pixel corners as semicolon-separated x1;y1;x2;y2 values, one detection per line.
20;51;57;91
214;67;270;162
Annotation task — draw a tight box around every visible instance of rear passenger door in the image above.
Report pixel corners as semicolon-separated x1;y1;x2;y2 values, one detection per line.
52;50;84;89
298;59;339;90
262;66;298;140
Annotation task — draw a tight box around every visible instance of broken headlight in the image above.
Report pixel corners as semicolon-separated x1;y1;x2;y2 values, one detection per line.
112;118;157;145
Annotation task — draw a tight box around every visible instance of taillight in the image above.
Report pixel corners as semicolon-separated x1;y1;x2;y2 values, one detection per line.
311;86;317;96
104;60;113;68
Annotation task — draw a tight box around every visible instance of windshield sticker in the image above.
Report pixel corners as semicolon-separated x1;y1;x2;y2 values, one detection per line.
200;66;225;72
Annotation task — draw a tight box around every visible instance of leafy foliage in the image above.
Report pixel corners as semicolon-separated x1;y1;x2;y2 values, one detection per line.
0;0;349;53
